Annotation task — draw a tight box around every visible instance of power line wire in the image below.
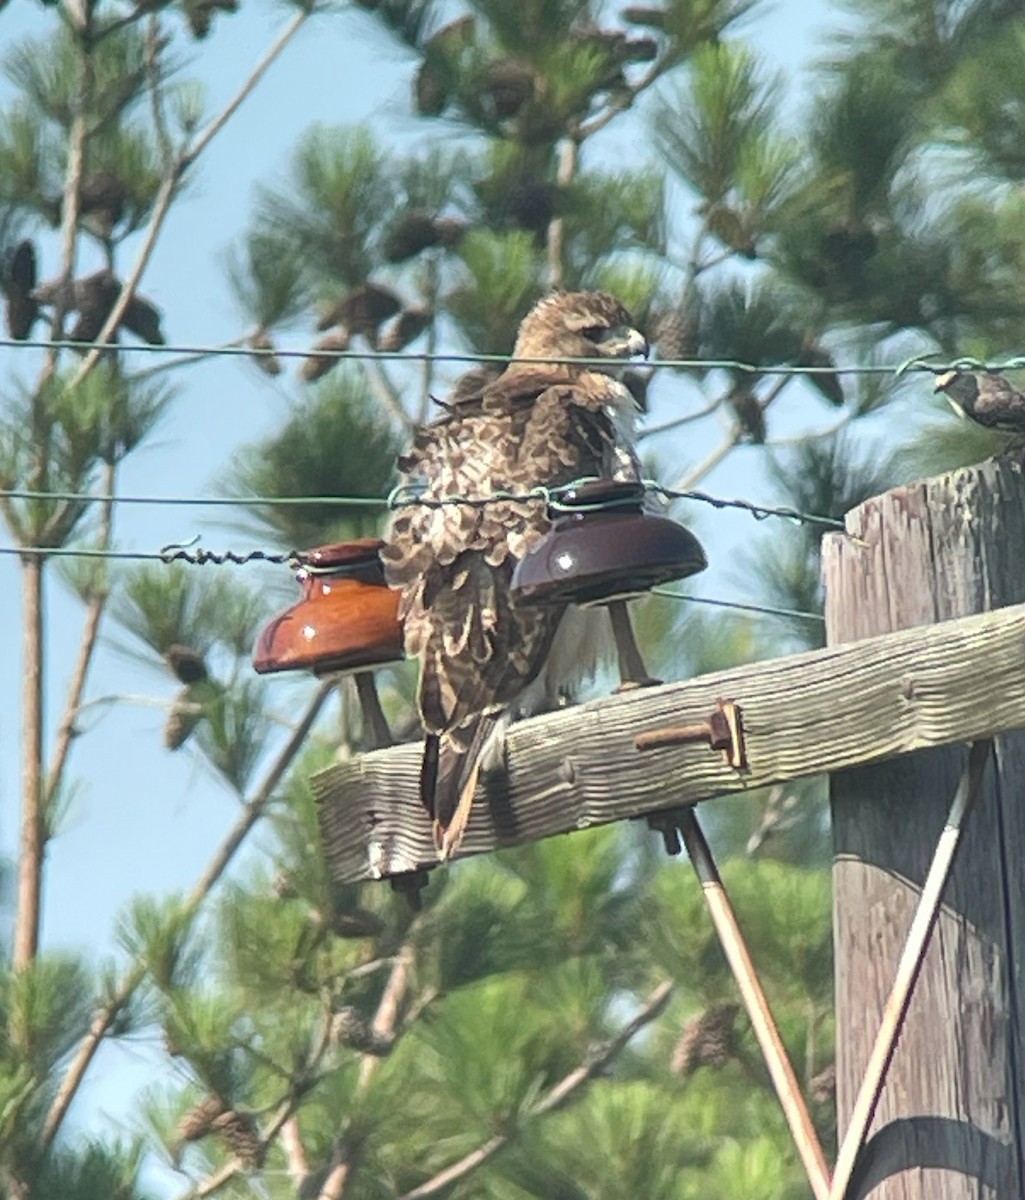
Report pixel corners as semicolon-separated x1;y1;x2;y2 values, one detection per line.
653;589;824;624
0;483;846;530
0;335;1013;376
0;539;823;624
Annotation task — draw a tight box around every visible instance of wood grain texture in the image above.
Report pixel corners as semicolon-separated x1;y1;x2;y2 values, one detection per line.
313;595;1025;886
824;452;1025;1200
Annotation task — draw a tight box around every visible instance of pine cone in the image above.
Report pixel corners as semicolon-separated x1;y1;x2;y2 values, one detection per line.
622;6;668;29
4;239;38;340
671;1003;739;1077
476;58;537;120
426;14;475;52
66;269;120;345
706;205;757;259
383;211;440;263
300;329;351;383
378;307;432;353
316;283;402;339
651;307;698;363
177;1095;227;1143
79;170;128;238
726;383;766;443
796;338;844;407
330;1006;395;1056
122;293;165;346
272;870;298;899
211;1109;264;1169
330;907;385;939
414;59;448;116
248;327;282;376
432;216;468;249
164;644;208;685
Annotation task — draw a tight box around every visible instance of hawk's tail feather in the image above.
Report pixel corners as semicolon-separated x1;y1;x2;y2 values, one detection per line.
421;713;503;856
420;733;441;819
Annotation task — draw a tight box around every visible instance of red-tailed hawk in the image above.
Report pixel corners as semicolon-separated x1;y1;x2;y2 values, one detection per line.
381;291;648;858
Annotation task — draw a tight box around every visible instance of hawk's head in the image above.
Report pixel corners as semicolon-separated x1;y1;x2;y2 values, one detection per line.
512;291;648;372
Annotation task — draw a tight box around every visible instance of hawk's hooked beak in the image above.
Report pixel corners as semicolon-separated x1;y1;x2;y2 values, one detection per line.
599;325;649;360
933;370;967;420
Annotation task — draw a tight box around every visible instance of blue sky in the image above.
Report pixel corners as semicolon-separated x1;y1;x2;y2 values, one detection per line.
0;0;847;1179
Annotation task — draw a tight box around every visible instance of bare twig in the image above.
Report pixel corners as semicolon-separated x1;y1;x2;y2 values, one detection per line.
366;355;414;432
575;55;679;140
42;679;335;1148
45;464;116;803
281;1117;310;1186
547;137;579;290
67;9;310;393
638;395;725;440
358;941;414;1088
14;554;45;971
309;939;420;1200
14;28;94;971
671;425;742;491
670;375;794;492
147;15;176;168
131;338;249;382
395;981;673;1200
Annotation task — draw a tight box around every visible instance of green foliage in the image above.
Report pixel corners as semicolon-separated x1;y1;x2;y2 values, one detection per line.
447;228;545;351
226;225;310;330
30;1139;150;1200
116;893;200;990
257;125;394;291
0;366;171;548
113;564;253;659
656;41;786;210
2;23;170;239
19;0;1025;1195
225;368;400;547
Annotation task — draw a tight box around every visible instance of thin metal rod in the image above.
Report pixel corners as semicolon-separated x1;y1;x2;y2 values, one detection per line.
607;599;654;686
354;671;393;750
828;739;993;1200
677;808;832;1200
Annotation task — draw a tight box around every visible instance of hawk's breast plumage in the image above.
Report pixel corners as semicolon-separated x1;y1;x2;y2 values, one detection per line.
381;291;648;857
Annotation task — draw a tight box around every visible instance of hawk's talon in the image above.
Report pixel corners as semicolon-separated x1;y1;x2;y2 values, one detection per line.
614;676;663;693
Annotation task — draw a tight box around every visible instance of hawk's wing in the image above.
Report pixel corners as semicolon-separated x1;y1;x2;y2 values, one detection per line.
382;374;631;844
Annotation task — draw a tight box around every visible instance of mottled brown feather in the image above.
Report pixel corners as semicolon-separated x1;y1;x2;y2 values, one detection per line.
381;291;645;846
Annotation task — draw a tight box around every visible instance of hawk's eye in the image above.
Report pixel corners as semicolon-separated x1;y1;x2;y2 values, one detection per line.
578;324;607;343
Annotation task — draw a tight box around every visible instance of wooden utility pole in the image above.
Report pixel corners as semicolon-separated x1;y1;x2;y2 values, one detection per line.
822;454;1025;1198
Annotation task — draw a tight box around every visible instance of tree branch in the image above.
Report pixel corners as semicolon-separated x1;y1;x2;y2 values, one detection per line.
638;395;725;440
42;678;335;1148
45;463;116;803
67;9;310;393
394;980;673;1200
311;939;419;1200
574;55;680;141
546;137;579;290
366;355;414;432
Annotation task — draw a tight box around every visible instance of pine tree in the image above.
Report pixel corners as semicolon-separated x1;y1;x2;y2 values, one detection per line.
11;0;1025;1196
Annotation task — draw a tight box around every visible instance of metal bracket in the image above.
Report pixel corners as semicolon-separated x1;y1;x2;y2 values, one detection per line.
634;698;747;770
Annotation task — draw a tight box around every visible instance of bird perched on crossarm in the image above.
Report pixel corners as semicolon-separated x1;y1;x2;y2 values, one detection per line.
934;369;1025;433
381;291;648;859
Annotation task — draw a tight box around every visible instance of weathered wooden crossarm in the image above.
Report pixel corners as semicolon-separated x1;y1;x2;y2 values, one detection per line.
312;601;1025;884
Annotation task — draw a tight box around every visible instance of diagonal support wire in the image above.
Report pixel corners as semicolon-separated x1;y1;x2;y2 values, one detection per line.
828;738;993;1200
676;808;833;1200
